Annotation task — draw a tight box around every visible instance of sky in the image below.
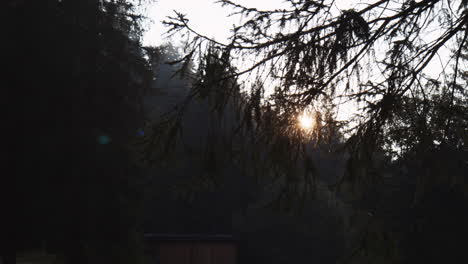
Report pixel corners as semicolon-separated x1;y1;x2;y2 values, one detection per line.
142;0;287;46
140;0;457;123
141;0;454;72
140;0;380;123
142;0;357;46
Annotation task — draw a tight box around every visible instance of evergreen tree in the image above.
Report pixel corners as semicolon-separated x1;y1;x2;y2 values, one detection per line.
6;1;155;263
142;1;467;263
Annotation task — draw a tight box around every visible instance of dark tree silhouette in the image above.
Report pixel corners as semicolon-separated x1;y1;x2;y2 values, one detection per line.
157;0;467;203
6;0;155;263
140;0;467;263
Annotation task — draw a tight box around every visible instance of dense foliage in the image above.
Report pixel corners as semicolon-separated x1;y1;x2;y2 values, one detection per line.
7;0;154;263
159;0;467;204
144;0;468;263
5;0;467;263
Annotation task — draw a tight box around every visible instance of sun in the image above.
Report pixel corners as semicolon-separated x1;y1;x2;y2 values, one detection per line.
298;112;314;131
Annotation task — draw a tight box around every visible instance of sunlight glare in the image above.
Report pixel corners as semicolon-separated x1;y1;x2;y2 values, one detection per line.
298;112;314;131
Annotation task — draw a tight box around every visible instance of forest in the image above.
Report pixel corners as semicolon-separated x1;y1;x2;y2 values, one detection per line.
6;0;468;264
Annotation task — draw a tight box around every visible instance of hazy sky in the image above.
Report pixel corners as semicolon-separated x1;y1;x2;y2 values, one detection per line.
142;0;357;46
143;0;285;46
141;0;456;122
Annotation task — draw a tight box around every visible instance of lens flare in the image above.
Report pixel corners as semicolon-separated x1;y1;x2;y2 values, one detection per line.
97;135;112;145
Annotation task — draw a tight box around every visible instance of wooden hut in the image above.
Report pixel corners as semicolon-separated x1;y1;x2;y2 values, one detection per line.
144;234;237;264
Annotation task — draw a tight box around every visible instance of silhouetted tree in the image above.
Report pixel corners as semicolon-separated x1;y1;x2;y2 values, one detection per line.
161;0;466;186
143;0;467;263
